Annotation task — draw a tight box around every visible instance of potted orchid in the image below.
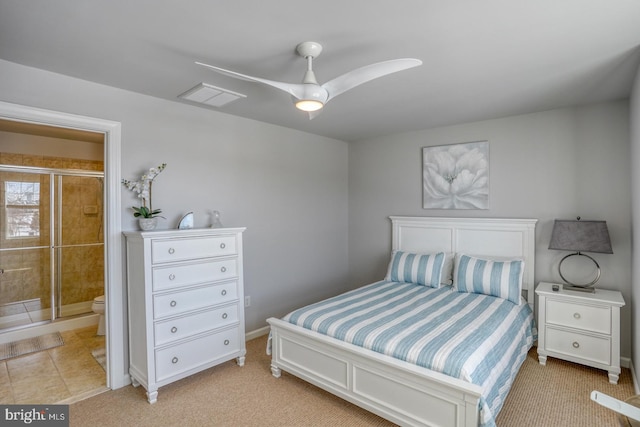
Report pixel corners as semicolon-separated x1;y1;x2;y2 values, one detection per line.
122;163;167;230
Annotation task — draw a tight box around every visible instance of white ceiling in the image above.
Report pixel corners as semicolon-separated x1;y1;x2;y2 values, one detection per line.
1;0;639;142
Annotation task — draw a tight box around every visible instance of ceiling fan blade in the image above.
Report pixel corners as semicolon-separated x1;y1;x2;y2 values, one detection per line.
196;61;305;99
322;58;422;102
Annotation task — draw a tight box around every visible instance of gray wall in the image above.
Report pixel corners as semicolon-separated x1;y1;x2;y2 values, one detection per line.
631;61;640;384
0;59;350;333
348;100;633;358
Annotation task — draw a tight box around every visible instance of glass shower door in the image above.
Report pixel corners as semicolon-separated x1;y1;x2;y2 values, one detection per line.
0;169;52;330
55;174;104;319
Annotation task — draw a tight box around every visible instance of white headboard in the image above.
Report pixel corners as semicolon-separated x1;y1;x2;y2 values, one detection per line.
390;216;538;305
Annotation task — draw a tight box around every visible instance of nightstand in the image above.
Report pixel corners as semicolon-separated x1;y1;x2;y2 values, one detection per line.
536;282;625;384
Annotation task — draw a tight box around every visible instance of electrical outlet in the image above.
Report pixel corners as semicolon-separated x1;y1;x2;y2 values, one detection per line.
244;296;251;307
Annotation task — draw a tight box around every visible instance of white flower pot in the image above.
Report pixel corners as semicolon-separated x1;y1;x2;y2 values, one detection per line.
138;218;158;231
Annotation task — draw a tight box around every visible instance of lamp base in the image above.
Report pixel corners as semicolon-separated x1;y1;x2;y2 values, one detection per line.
557;252;601;290
563;284;596;293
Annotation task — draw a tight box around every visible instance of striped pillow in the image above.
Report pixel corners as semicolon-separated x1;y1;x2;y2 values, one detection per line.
385;251;445;288
453;254;524;305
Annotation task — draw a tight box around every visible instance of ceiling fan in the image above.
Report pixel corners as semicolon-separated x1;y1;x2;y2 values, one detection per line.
196;41;422;118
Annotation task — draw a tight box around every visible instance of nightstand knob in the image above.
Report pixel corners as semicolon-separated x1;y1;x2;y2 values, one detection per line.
573;313;581;319
572;341;580;349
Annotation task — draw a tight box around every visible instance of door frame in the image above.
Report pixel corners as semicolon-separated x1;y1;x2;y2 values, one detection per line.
0;100;127;390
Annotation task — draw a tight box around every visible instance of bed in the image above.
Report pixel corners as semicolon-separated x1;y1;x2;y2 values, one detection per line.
267;216;537;427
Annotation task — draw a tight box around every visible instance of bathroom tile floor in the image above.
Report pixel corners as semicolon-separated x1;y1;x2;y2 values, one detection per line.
0;325;107;404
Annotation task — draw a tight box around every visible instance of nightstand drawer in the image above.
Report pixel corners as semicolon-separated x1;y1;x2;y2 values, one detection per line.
546;300;611;334
545;327;611;365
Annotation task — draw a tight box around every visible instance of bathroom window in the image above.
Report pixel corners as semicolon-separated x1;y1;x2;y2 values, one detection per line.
5;181;40;238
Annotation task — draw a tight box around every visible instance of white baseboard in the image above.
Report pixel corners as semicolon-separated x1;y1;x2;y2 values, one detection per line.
617;356;638;393
245;325;270;341
630;359;639;394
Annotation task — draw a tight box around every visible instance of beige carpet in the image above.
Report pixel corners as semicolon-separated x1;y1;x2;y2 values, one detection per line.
497;347;634;426
0;332;64;361
70;336;634;426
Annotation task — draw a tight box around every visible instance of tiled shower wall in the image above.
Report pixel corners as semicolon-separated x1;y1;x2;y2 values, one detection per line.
0;152;103;313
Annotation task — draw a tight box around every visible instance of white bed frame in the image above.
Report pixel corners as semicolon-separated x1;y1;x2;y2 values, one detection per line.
267;216;537;427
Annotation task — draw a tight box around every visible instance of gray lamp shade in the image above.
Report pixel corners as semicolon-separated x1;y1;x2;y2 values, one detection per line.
548;219;613;254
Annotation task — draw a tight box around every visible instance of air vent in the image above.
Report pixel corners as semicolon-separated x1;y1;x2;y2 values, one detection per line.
178;83;246;107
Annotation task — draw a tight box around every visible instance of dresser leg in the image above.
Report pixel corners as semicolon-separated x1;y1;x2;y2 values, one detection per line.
147;390;158;404
271;364;281;378
131;377;140;387
236;355;246;366
608;371;620;385
538;354;547;366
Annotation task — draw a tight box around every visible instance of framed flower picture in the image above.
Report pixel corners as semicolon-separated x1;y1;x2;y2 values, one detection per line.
422;141;489;209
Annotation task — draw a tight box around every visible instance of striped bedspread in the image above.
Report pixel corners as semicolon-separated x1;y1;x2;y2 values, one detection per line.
283;280;535;427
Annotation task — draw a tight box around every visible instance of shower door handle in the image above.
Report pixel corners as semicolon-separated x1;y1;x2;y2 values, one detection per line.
0;268;28;273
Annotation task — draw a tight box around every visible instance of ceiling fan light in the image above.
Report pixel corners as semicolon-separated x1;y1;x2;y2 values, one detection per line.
295;84;326;112
295;99;324;112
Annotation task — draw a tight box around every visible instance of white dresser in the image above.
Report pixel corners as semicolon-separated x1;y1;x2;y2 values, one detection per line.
124;227;246;403
536;282;625;384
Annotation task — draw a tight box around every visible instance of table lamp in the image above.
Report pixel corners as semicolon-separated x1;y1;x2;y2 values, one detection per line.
548;217;613;292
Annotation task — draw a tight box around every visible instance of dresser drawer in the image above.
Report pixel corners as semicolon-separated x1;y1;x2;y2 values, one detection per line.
155;327;241;382
154;305;239;346
545;327;611;365
152;258;237;292
546;300;611;334
153;282;238;319
151;235;237;264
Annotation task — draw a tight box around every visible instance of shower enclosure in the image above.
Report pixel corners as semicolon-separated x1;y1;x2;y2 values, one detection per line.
0;165;104;332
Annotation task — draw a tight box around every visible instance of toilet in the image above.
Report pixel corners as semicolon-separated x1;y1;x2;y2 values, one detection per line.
92;295;106;336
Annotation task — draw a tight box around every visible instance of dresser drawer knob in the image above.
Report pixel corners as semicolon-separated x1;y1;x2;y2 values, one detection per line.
222;313;228;319
572;341;580;349
169;273;176;281
224;339;230;346
172;357;179;364
170;300;177;307
220;266;227;273
168;248;175;254
573;313;581;320
220;243;226;249
171;326;178;333
221;289;227;296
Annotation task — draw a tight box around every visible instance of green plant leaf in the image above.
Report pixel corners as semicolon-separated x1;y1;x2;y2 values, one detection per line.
132;206;163;218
